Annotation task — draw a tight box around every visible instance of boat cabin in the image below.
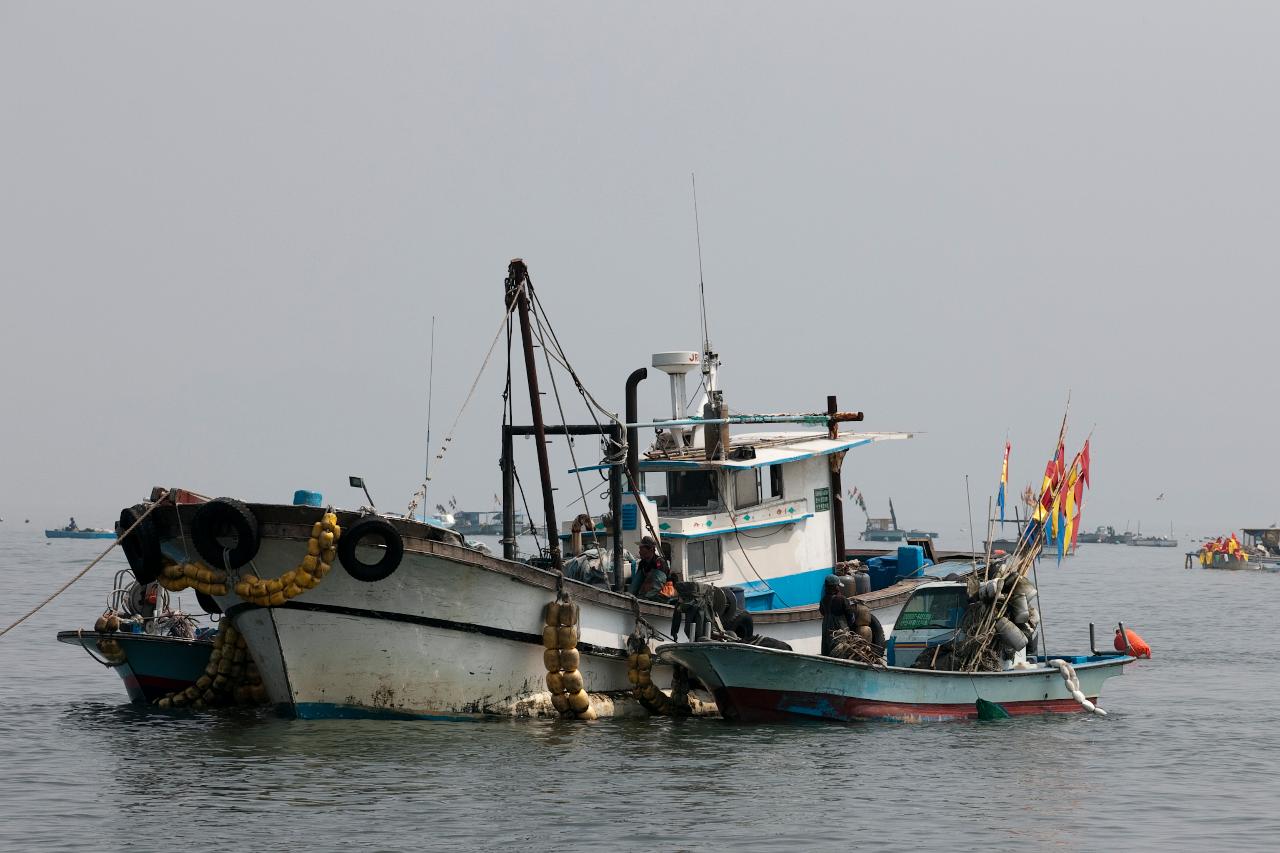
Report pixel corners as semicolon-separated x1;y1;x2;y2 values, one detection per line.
886;581;969;668
559;349;911;611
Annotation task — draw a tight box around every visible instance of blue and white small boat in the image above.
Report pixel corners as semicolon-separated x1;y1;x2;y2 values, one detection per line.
659;579;1133;722
45;518;116;539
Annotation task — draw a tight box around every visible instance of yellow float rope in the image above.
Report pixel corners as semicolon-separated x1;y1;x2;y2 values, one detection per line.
627;633;692;717
157;512;340;607
155;621;267;710
542;595;597;720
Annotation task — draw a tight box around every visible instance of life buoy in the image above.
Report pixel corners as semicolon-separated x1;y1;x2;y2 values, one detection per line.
192;498;260;570
338;516;404;582
119;504;165;584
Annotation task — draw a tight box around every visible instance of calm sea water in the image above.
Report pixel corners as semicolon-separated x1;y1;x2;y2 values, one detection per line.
1;528;1277;852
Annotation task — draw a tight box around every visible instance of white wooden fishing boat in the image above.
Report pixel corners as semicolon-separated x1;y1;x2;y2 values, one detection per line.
116;260;969;719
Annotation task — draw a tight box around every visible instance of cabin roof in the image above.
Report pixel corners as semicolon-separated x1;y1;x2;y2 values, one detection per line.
567;430;913;474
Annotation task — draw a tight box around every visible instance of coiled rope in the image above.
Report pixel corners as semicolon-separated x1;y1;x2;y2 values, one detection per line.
0;491;170;639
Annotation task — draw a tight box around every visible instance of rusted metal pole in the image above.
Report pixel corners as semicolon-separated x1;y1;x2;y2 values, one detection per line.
506;259;561;570
827;395;846;565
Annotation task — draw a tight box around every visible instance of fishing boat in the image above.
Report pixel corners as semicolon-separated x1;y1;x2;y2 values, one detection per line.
658;620;1132;723
660;419;1134;723
1240;528;1280;571
110;259;970;720
56;569;218;703
1129;535;1178;548
45;518;115;539
858;499;937;542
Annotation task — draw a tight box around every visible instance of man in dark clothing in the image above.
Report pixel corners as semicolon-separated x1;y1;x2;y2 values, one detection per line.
819;574;857;656
628;535;673;601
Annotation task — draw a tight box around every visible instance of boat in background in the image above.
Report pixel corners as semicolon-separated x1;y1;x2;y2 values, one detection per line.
858;497;937;542
45;518;115;539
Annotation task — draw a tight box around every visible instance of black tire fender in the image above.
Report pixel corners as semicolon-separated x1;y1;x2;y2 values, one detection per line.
119;504;164;584
192;498;260;570
338;516;404;583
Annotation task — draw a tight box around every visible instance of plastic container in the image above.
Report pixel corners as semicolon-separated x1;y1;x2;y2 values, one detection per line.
865;556;898;591
853;570;871;595
292;490;323;507
895;545;926;580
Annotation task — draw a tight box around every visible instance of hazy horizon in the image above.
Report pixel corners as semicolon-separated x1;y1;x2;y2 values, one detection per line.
3;3;1276;538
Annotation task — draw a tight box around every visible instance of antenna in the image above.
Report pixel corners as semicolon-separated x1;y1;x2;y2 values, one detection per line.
691;173;717;391
423;316;436;522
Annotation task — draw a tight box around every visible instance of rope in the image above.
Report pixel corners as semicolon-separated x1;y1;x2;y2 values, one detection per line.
74;628;121;668
0;491;170;639
533;308;600;551
406;285;522;517
1048;658;1107;715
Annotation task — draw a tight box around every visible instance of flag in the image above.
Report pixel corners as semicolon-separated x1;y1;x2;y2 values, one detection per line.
998;441;1010;522
1062;468;1079;553
1081;439;1091;488
1069;475;1085;551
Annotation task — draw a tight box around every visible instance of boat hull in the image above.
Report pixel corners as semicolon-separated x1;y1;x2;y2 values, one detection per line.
45;530;116;539
57;630;213;703
151;503;918;719
658;642;1131;723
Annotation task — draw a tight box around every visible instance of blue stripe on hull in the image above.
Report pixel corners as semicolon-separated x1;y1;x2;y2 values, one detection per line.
289;702;481;722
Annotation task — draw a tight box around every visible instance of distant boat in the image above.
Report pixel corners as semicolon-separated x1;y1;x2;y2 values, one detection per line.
1129;535;1177;548
859;497;937;542
45;518;115;540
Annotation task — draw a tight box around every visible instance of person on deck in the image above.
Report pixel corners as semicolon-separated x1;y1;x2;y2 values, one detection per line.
67;517;78;531
819;574;857;656
628;536;673;601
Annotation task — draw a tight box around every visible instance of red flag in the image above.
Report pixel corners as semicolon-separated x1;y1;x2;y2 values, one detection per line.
1081;439;1091;488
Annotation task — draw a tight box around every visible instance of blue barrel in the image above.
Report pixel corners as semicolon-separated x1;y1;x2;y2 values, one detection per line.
896;545;926;579
292;490;323;507
865;556;897;591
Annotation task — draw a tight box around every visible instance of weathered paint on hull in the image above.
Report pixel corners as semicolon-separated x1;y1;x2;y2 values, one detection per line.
658;642;1130;724
714;687;1089;723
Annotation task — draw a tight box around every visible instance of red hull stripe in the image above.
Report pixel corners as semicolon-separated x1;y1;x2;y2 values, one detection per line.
716;686;1093;722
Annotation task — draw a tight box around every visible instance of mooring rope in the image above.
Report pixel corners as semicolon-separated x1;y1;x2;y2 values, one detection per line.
0;491;170;639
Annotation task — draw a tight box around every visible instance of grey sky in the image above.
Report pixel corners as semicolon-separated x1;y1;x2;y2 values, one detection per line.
2;3;1276;537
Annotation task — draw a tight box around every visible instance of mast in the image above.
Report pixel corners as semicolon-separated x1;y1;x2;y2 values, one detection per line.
827;395;847;565
505;259;561;570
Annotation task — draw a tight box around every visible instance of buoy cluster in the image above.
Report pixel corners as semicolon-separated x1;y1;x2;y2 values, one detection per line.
235;513;340;606
542;597;596;720
159;561;229;597
155;621;267;710
1049;658;1106;715
627;634;690;716
92;611;126;665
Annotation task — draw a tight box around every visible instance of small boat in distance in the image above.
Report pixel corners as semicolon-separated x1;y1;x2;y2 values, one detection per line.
858;497;937;542
45;517;116;539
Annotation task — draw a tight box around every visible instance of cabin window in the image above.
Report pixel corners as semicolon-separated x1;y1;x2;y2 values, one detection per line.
666;471;719;509
686;538;723;579
732;468;761;509
769;464;784;498
893;587;970;632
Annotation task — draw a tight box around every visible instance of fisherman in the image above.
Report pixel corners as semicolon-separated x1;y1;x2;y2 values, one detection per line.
818;574;858;656
67;517;78;531
629;535;674;601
